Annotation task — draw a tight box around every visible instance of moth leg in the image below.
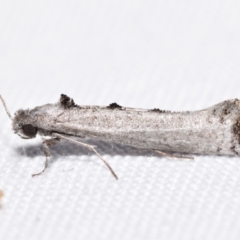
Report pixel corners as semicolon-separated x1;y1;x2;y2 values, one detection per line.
32;138;60;177
52;133;118;180
155;150;194;160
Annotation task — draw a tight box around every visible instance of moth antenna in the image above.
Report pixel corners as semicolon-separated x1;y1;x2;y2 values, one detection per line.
0;94;12;120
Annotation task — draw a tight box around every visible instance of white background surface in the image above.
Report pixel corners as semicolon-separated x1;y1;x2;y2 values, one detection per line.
1;1;240;239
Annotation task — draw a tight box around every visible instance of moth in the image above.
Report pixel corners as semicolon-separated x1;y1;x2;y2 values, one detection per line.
1;94;240;180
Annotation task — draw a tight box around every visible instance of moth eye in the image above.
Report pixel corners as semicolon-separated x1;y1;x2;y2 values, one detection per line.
22;124;38;137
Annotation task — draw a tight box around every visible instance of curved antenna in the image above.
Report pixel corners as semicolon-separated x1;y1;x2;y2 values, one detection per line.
0;94;12;120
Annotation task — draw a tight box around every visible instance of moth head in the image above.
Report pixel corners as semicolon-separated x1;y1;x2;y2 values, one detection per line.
0;95;39;139
12;110;38;139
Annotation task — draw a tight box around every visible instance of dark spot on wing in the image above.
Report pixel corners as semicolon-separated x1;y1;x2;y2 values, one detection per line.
230;145;238;155
107;103;122;110
219;108;231;123
217;147;222;153
59;94;77;109
150;108;170;113
223;108;231;115
233;118;240;144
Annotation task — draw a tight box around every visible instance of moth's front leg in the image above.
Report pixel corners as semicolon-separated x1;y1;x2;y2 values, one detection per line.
32;138;60;177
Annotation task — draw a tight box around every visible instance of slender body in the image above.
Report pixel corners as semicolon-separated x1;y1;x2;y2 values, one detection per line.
13;95;240;155
1;94;240;179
